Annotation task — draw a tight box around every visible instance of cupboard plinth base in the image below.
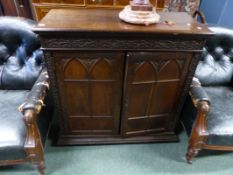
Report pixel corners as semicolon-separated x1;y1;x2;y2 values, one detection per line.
57;133;178;145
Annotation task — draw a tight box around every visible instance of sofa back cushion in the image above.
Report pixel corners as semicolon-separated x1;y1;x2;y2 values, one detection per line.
0;17;43;90
195;26;233;86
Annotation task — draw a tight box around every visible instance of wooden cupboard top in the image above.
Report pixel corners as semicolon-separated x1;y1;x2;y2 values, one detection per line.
34;8;213;36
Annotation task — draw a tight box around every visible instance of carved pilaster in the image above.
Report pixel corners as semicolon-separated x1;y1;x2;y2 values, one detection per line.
44;52;65;133
169;53;201;129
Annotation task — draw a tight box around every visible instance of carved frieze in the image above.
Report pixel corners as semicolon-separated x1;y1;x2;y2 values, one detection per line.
40;37;204;51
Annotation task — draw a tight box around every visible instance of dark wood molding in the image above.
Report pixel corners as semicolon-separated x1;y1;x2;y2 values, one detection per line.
0;0;32;18
185;100;209;163
0;1;4;15
57;132;178;145
171;53;201;131
203;144;233;151
40;37;204;51
44;51;66;134
0;0;17;16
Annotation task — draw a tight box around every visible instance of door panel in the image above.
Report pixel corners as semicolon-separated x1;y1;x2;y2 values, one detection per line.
54;52;124;135
65;83;89;116
91;83;113;116
123;52;192;136
150;81;179;115
128;84;152;117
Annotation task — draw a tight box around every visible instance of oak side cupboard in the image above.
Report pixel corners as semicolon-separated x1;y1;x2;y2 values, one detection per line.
33;9;213;145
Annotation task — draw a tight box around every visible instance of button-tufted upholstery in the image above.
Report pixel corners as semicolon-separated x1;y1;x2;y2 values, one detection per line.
181;26;233;163
195;26;233;86
0;17;43;89
0;17;50;174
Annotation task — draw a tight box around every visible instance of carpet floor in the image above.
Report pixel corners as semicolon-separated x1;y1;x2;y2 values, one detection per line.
1;132;233;175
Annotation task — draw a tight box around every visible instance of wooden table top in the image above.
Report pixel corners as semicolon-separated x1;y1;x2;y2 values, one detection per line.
33;8;213;36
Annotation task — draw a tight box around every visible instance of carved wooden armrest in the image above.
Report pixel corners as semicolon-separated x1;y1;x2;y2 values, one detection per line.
187;78;210;161
18;68;49;122
189;78;210;131
189;77;210;108
17;68;49;150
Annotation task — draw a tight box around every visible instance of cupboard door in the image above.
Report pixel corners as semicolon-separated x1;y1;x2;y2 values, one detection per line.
122;52;192;136
54;52;124;135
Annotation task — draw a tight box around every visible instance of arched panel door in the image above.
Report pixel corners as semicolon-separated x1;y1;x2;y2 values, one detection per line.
123;52;192;137
54;52;124;135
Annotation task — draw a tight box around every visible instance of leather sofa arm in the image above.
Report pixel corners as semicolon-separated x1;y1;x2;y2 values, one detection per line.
18;68;49;154
189;77;211;108
184;78;211;163
18;68;49;117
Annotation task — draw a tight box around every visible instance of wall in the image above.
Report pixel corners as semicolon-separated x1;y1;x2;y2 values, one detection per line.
200;0;233;28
